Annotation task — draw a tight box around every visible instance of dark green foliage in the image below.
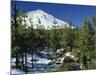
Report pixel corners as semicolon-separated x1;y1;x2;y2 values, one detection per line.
49;26;60;50
75;17;96;70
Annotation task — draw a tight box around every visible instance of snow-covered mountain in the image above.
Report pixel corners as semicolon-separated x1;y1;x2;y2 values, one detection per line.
21;9;75;29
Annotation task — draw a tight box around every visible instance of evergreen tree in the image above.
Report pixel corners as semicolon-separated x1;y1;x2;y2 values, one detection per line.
78;18;96;69
61;17;75;52
49;26;60;50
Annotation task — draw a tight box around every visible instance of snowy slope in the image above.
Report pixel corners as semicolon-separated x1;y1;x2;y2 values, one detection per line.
22;9;75;29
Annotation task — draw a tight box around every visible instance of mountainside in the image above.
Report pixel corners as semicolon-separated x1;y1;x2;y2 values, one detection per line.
18;9;75;29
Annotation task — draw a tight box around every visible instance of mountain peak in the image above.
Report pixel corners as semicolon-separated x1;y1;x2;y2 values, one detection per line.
27;9;46;16
35;9;44;13
23;9;75;29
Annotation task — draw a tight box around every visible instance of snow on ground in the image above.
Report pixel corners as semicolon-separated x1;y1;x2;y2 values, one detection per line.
11;49;65;74
11;69;25;75
27;53;52;64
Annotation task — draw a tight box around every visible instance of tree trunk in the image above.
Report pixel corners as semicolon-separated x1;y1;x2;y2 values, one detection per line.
25;51;28;73
16;51;19;68
31;50;34;68
21;52;24;70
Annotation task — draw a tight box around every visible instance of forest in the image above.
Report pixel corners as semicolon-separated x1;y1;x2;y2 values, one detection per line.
11;6;96;74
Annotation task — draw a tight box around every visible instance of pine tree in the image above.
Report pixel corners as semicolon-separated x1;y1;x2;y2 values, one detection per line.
61;17;75;52
78;18;96;69
11;0;21;68
49;26;59;50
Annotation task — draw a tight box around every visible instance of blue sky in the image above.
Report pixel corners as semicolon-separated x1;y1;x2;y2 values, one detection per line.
11;1;96;27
